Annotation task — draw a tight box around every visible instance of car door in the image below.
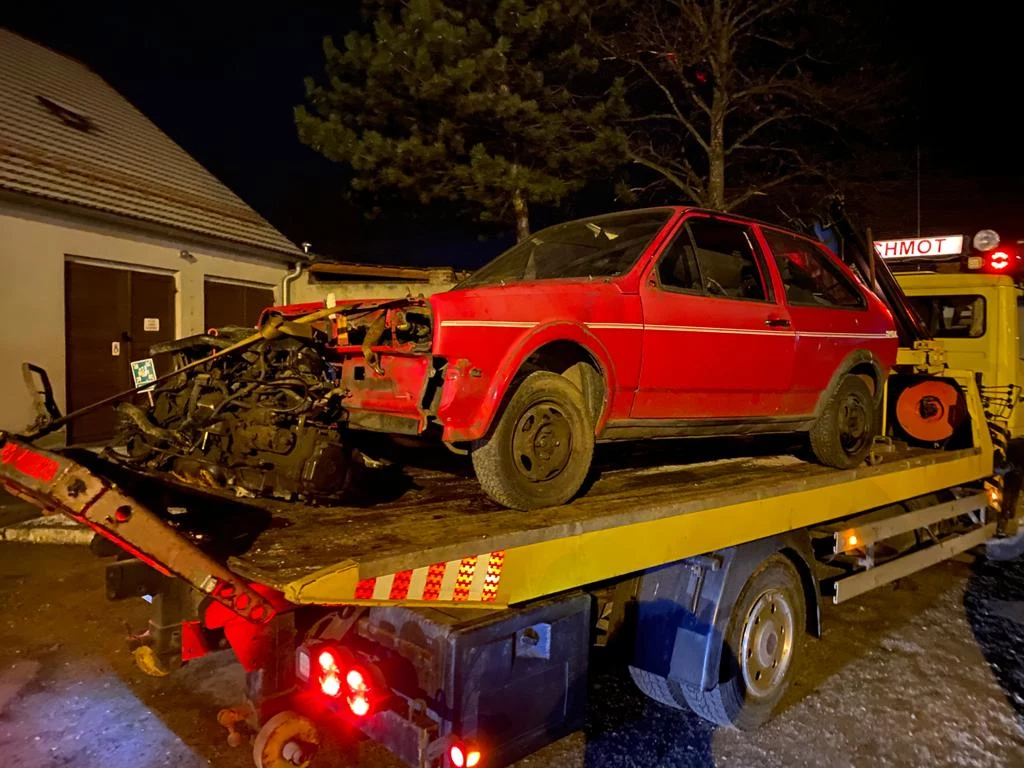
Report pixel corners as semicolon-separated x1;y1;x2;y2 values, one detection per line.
758;226;877;414
631;215;796;420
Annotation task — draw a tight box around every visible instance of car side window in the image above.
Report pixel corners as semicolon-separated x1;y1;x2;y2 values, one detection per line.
686;218;769;301
762;228;866;309
654;230;703;293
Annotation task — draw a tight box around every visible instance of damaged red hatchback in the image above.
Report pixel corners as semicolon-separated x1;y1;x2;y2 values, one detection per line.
120;208;898;510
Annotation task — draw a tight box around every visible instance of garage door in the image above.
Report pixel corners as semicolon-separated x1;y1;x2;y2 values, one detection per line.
204;280;275;331
64;262;175;445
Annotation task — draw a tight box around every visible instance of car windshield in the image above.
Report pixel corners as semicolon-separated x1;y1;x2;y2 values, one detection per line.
458;210;671;289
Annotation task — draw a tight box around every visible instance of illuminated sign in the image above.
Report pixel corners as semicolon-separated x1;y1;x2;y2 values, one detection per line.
874;235;964;259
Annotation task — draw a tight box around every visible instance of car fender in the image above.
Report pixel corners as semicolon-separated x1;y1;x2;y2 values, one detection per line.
442;320;618;443
812;348;887;417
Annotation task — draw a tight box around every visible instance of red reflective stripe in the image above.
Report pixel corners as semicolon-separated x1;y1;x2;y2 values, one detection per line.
355;578;376;599
481;551;505;602
1;443;59;483
389;570;413;600
422;562;447;600
452;556;477;602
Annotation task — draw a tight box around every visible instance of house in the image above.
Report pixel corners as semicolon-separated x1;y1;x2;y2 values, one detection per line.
0;29;306;444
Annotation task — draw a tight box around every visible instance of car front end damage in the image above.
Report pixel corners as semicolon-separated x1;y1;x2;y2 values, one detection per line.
112;297;445;503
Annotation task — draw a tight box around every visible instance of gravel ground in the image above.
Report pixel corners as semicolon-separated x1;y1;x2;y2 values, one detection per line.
1;543;1022;767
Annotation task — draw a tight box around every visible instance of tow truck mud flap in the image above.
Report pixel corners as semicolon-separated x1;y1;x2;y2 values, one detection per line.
0;433;279;624
360;592;590;768
632;533;817;692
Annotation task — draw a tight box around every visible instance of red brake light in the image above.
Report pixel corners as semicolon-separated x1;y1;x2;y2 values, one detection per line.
345;666;372;717
320;673;341;697
317;648;342;697
449;743;482;767
990;251;1011;270
349;693;371;717
346;669;365;689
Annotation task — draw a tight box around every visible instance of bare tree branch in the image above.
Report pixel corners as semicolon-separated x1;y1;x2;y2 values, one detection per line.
628;150;704;201
725;170;810;209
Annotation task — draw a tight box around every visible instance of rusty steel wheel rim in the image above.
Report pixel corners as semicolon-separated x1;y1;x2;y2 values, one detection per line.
739;587;795;698
839;392;869;455
512;400;573;483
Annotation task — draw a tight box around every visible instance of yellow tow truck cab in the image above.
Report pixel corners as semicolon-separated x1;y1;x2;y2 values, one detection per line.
897;272;1024;437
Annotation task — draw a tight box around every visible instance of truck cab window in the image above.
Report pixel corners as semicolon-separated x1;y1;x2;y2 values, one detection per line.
1018;296;1024;359
686;218;768;301
908;295;986;339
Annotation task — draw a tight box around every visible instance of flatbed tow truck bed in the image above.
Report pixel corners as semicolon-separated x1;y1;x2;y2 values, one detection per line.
229;445;990;608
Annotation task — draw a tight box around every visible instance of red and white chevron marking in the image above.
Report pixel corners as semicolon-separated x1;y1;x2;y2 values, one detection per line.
354;551;506;603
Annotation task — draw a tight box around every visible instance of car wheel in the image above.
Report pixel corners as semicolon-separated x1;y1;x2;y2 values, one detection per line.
678;554;806;730
471;371;594;510
809;374;877;469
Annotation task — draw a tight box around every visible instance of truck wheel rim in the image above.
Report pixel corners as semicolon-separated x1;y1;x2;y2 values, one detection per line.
512;401;573;482
739;588;795;698
839;393;869;455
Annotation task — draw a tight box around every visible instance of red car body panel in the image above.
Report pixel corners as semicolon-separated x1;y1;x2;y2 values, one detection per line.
263;207;898;445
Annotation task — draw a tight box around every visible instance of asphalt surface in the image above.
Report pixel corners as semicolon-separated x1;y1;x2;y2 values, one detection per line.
1;543;1023;768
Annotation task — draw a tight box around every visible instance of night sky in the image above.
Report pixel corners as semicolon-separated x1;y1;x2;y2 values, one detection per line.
3;3;1022;267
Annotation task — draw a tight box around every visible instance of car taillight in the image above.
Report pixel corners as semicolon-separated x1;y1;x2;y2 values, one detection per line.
449;743;482;767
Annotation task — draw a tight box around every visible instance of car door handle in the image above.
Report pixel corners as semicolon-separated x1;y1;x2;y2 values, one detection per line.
764;317;791;327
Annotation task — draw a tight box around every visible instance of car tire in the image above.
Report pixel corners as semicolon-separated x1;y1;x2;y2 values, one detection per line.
809;374;877;469
471;370;594;510
681;554;806;730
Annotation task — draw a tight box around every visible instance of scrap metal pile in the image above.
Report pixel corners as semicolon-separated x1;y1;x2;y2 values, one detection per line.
106;299;431;503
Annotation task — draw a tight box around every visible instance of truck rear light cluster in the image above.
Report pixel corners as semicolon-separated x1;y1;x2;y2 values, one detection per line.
989;251;1011;270
449;743;482;767
297;644;385;717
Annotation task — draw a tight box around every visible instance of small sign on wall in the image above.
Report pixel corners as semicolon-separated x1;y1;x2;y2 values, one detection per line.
130;358;158;392
143;317;160;332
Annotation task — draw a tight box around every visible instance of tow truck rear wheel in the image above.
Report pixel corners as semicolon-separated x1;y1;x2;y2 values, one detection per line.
679;554;806;730
809;375;877;469
471;370;594;510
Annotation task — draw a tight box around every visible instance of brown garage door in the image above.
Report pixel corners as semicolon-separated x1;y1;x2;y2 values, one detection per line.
65;262;175;445
204;280;275;331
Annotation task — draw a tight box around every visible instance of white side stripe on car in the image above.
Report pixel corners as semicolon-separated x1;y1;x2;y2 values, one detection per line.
440;320;896;339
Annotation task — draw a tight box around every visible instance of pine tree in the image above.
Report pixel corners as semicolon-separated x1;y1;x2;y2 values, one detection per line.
296;0;627;240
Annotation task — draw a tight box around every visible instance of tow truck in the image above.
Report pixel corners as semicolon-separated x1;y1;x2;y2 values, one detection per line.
0;203;1019;768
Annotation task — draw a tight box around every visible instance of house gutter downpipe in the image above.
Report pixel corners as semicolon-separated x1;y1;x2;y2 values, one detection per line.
281;242;310;305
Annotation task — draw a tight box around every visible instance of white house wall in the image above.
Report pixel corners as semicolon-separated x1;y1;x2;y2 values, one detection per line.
0;209;288;444
289;273;455;304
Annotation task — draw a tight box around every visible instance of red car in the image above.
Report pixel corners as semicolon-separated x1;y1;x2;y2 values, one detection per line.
320;207;897;508
130;207;898;511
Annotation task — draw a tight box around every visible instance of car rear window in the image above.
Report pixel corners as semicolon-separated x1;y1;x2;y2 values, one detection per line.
458;210;671;288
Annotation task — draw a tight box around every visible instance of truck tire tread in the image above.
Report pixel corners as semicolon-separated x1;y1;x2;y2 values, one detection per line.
627;666;688;710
